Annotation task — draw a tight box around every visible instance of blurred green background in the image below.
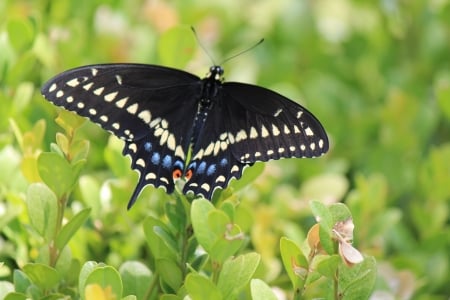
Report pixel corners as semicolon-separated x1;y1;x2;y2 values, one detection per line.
0;0;449;299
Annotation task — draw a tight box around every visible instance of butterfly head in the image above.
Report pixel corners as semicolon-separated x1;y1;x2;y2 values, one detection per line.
209;66;224;80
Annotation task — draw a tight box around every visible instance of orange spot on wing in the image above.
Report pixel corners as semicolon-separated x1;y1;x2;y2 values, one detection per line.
172;169;182;179
185;169;193;180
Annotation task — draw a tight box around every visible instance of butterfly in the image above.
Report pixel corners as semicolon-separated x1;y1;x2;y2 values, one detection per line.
42;63;329;208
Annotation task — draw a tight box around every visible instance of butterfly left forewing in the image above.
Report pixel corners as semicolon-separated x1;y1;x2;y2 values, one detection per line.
42;64;202;207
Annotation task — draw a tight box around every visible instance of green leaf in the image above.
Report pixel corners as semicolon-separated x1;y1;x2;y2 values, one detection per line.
158;25;196;68
329;203;352;223
217;253;261;299
37;152;75;199
156;258;182;292
4;293;28;300
79;261;98;300
55;110;86;134
279;237;308;289
191;199;216;251
310;200;335;254
143;217;177;260
55;207;91;251
338;256;377;299
185;273;223;300
13;270;31;294
22;263;60;290
250;279;278;300
310;200;333;230
26;183;58;241
119;261;152;300
84;266;123;300
6;18;35;52
316;255;341;279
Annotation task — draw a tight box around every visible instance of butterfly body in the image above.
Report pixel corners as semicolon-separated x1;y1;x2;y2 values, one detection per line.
42;63;328;208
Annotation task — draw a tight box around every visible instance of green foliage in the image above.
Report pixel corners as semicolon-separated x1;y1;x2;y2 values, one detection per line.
1;0;449;299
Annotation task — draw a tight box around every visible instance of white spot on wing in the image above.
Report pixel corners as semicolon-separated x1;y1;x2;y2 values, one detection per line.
83;82;94;91
136;158;146;167
77;102;85;109
145;173;156;180
274;108;283;117
231;165;240;173
228;132;235;144
175;145;185;159
66;78;80;87
115;97;129;108
204;142;214;156
284;125;291;134
250;127;258;139
66;96;74;103
91;68;98;76
49;83;57;92
167;134;176;151
89;108;97;115
201;183;211;192
56;90;64;98
138;110;151;123
104;91;118;102
93;87;104;95
261;125;269;138
149;117;161;128
216;175;226;183
127;103;139;114
128;143;137;153
296;111;303;119
235;130;247;142
272;124;280;136
115;75;123;85
160;130;169;145
305;127;314;136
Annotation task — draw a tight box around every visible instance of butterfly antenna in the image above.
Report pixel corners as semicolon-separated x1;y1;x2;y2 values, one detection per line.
219;38;264;65
191;26;217;66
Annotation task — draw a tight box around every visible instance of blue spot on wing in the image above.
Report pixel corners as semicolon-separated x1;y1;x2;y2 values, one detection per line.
197;161;207;174
207;164;216;176
174;160;184;169
144;142;152;152
220;158;228;166
162;155;172;169
151;152;160;165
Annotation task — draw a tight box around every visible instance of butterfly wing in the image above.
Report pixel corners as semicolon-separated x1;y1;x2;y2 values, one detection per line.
184;82;328;198
223;82;329;161
41;64;202;207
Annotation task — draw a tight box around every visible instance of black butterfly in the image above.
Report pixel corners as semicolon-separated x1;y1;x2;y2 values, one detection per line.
42;63;329;208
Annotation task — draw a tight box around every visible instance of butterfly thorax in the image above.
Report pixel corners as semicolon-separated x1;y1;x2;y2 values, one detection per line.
190;66;224;146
